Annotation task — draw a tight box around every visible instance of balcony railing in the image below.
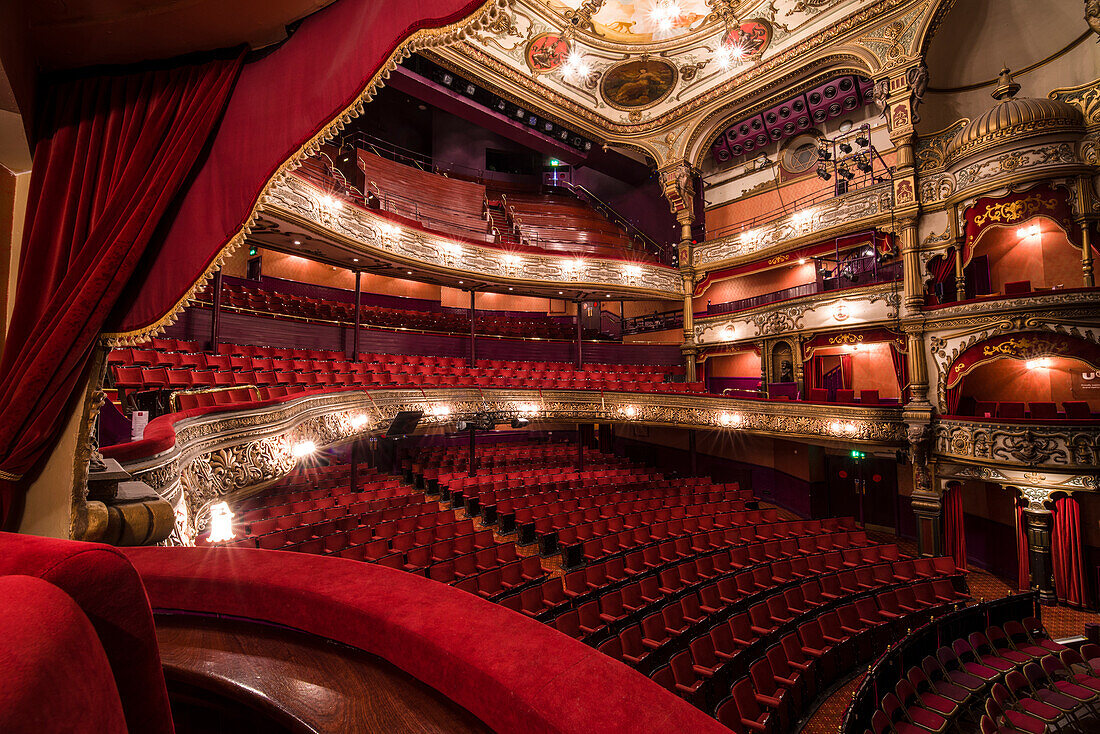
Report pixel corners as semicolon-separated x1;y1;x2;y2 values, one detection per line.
622;309;684;335
704;259;902;317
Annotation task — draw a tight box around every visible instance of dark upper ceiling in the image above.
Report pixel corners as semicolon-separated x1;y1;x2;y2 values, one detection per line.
21;0;337;71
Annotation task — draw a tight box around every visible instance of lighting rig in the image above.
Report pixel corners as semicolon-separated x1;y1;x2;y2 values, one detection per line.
814;123;892;196
456;411;530;431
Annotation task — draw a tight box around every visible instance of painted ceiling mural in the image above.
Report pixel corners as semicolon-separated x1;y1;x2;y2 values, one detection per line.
444;0;882;143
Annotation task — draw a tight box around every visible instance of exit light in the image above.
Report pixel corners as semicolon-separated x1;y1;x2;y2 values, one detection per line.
850;450;865;459
248;246;258;256
549;159;561;167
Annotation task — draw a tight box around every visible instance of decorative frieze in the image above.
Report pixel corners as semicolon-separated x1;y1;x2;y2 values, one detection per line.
695;283;902;344
934;418;1100;470
694;184;894;269
263;174;683;297
117;387;908;545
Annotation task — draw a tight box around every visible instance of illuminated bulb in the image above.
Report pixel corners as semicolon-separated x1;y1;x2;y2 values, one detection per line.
1026;357;1052;370
714;41;748;70
432;405;451;417
721;328;735;340
292;440;316;457
351;414;369;429
798;258;807;265
562;51;592;82
624;406;637;418
626;264;642;278
1028;225;1040;237
844;422;857;434
207;502;235;543
505;254;519;267
319;193;343;211
829;421;842;432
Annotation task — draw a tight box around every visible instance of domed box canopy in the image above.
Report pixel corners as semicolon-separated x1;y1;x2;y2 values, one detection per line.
943;68;1085;168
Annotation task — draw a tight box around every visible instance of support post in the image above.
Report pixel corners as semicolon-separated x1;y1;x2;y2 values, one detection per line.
576;302;583;368
688;429;697;477
467;425;476;478
1018;488;1056;604
210;268;223;354
349;437;358;493
469;290;476;367
1081;223;1095;288
953;247;966;302
352;270;362;361
911;489;943;557
577;426;584;470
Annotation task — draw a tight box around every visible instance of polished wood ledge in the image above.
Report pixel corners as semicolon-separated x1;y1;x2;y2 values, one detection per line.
156;613;492;734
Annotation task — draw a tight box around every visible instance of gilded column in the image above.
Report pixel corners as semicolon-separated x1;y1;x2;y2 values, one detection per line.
1018;487;1056;604
953;247;966;301
660;162;700;383
1076;175;1095;287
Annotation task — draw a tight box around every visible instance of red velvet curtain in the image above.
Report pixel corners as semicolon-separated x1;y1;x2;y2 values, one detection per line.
889;343;909;403
0;54;244;528
1016;502;1030;591
945;385;961;416
109;0;492;335
840;354;853;389
1052;495;1088;606
943;484;967;571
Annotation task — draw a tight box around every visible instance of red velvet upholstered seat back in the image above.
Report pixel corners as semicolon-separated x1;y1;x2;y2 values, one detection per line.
0;533;174;734
0;575;128;734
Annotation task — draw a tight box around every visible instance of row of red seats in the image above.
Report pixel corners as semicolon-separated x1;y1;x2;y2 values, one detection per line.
874;625;1100;734
201;279;577;339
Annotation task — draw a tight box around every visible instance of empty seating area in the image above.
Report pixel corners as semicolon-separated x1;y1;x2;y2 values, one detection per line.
393;438;973;727
221;461;546;590
849;596;1100;734
500;191;645;261
956;398;1097;420
106;339;697;415
194;279;576;340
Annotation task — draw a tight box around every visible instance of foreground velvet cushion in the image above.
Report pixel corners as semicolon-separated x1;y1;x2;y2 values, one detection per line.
0;533;174;734
0;575;127;733
126;546;731;734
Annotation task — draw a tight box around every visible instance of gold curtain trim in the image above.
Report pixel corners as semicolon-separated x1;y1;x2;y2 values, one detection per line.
101;0;505;347
0;469;24;481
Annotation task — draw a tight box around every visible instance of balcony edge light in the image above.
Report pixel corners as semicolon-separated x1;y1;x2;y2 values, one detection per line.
207;501;235;543
291;440;317;458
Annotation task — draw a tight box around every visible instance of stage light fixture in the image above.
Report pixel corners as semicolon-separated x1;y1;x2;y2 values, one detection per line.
816;163;831;181
839;142;853;154
855;135;869;147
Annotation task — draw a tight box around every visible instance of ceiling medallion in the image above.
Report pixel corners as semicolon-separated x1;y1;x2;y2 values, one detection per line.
525;32;571;74
601;57;679;110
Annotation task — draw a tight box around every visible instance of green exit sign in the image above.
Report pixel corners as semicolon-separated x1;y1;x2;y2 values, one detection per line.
850;450;866;460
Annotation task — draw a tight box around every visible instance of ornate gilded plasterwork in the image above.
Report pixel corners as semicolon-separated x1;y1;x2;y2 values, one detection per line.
918;143;1082;207
439;0;936;163
935;419;1100;470
694;183;894;269
117;387;908;544
263;173;683;297
915;119;968;172
694;282;902;343
1049;76;1100;165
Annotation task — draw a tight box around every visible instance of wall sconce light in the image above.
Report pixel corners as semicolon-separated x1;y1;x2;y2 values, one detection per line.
623;406;637;418
1016;224;1041;238
1025;357;1052;370
351;414;369;429
431;405;452;417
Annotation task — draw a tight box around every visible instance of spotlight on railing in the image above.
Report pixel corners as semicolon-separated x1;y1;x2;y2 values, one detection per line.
292;440;317;458
207;502;235;543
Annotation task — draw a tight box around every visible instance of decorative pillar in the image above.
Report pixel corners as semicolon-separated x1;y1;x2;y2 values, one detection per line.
905;330;930;406
1018;487;1056;604
911;486;943;557
352;270;362;361
899;218;923;311
1081;222;1095;288
953;247;966;301
209;268;223;354
469;290;476;367
660;161;699;383
1076;175;1095;287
